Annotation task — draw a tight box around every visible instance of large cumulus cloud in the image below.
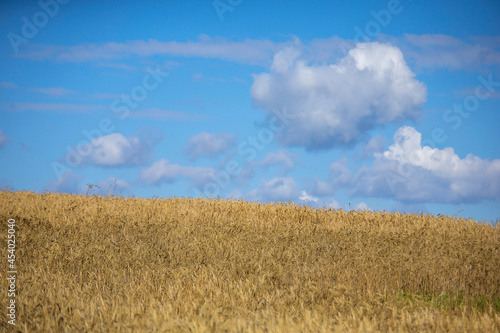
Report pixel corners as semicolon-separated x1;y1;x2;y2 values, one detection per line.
251;42;427;150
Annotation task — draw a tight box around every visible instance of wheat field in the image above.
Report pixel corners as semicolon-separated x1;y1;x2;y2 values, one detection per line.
0;190;499;332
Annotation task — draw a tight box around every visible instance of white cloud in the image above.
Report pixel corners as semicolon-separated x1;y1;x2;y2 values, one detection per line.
299;190;341;209
354;202;369;210
310;158;353;197
260;149;299;170
96;177;130;194
391;202;428;215
237;149;299;184
327;198;341;210
45;173;83;194
226;189;244;200
185;132;236;160
397;34;500;70
18;34;500;71
299;190;320;203
0;129;11;148
311;179;334;197
361;135;387;158
251;42;427;150
328;126;500;204
246;176;299;202
139;159;216;188
45;174;131;196
66;131;160;167
18;36;297;65
329;157;353;186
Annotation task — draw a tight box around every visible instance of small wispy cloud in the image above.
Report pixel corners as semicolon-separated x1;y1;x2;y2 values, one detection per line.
192;73;226;83
239;150;299;182
45;173;84;194
0;81;18;89
15;34;500;71
0;129;11;148
0;102;107;114
30;87;77;96
232;77;247;84
16;36;296;65
96;62;137;71
139;159;216;188
91;92;122;100
127;108;210;121
246;176;300;202
455;88;500;99
184;132;237;160
397;34;500;70
96;177;131;195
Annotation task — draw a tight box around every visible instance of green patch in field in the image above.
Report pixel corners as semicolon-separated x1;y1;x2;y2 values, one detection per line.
396;290;500;313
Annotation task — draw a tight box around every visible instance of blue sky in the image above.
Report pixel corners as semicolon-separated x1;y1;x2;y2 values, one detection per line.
0;0;499;222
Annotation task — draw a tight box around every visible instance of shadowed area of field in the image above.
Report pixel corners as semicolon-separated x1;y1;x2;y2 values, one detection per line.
1;190;499;332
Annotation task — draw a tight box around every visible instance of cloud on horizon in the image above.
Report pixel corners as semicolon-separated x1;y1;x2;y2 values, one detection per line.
246;176;300;202
45;174;130;195
45;172;83;194
139;159;217;189
299;190;341;209
96;177;131;195
315;126;500;204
